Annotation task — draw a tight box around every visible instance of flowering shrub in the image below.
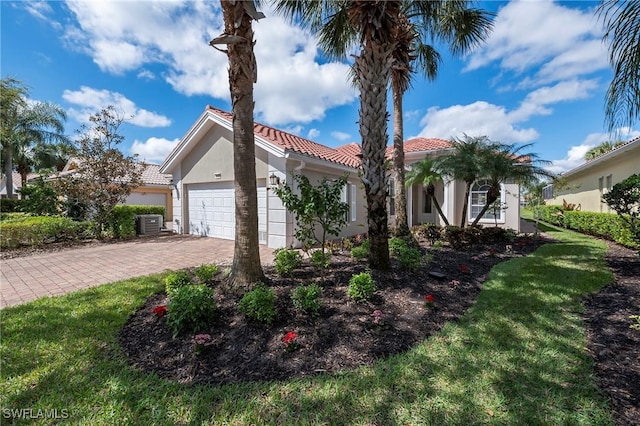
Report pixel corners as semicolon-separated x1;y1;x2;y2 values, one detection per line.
370;309;384;325
193;333;213;355
152;305;168;317
459;265;470;274
282;331;299;352
425;294;435;308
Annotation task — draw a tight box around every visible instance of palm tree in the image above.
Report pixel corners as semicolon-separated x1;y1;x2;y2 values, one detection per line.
435;134;496;228
598;0;640;132
584;140;626;160
405;157;449;226
469;142;553;227
211;1;266;288
391;2;493;236
1;78;69;198
275;0;400;270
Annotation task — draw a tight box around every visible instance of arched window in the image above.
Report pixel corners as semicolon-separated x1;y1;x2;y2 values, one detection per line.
469;179;505;222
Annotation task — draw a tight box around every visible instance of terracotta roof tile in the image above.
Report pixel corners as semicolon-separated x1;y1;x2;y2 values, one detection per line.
205;107;452;168
140;164;172;185
207;106;360;168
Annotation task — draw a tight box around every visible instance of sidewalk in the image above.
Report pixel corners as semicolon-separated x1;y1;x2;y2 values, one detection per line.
1;235;274;308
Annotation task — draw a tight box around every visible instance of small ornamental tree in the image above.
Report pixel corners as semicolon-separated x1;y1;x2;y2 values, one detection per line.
56;106;144;237
602;173;640;249
273;173;349;261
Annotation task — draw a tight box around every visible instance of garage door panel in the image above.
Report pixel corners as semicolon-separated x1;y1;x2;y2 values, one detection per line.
187;184;266;243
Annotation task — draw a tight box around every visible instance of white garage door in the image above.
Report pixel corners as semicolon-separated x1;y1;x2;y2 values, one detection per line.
187;183;266;244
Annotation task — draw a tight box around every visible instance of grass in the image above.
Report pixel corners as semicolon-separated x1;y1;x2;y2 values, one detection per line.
1;225;615;425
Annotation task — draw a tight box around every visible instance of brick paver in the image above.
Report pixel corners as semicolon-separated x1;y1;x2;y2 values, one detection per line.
0;235;274;309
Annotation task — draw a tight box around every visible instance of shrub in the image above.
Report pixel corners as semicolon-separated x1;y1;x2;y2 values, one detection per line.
0;216;88;249
310;249;331;269
351;239;370;260
388;237;408;255
106;205;166;239
273;248;303;276
395;246;423;269
194;264;219;282
165;271;192;294
166;284;216;336
238;284;277;324
480;227;509;244
412;223;442;243
291;283;322;316
0;198;22;213
348;272;376;301
442;226;467;250
18;177;61;215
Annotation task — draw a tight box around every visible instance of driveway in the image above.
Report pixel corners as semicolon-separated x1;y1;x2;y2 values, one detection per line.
0;235;274;309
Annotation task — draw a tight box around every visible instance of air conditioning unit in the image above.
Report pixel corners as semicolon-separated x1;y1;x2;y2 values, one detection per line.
135;214;162;236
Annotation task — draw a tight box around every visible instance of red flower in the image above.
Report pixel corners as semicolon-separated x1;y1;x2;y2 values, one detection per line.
152;305;167;317
425;294;435;303
459;265;470;274
282;331;298;345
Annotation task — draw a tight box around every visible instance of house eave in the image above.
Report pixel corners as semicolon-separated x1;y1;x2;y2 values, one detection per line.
559;138;640;179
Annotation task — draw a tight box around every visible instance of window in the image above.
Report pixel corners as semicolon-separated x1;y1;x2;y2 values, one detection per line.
469;179;504;222
342;183;357;222
606;174;613;192
388;177;395;216
350;184;357;222
599;177;604;212
423;190;432;214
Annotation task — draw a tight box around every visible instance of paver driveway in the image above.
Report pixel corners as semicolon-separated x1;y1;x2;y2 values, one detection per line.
0;235;274;308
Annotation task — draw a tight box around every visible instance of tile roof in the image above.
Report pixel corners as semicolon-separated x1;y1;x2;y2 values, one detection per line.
207;106;361;168
139;163;172;185
205;107;453;169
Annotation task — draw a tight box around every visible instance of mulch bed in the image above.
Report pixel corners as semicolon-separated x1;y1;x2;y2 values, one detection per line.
118;235;547;385
583;241;640;426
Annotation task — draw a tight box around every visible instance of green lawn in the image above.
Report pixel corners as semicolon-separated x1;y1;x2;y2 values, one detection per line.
1;224;615;425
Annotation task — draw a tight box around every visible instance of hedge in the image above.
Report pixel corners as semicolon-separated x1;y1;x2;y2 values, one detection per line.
533;205;637;248
0;198;23;213
0;216;92;249
106;205;166;239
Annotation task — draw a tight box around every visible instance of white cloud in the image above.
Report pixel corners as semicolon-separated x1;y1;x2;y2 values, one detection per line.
131;137;179;164
307;128;320;139
137;69;155;80
418;101;539;143
465;0;604;88
548;128;640;174
331;131;351;142
23;1;54;21
62;86;171;128
61;0;356;126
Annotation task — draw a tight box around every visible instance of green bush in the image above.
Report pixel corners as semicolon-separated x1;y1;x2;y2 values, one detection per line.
388;237;407;255
442;226;467;249
0;212;31;223
165;271;192;294
348;272;376;301
396;246;423;269
194;264;219;282
351;239;370;260
273;248;303;276
310;249;331;269
0;198;22;213
238;284;277;324
534;205;637;248
0;216;89;249
107;205;166;239
18;178;61;215
166;284;216;336
291;283;322;316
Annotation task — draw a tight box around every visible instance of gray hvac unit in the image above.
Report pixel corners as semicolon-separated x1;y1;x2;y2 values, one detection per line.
135;214;162;236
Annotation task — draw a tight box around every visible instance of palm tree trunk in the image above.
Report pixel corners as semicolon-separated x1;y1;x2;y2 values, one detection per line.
355;40;393;270
3;145;14;198
222;0;264;289
471;183;500;227
460;182;471;228
392;81;410;236
427;183;450;226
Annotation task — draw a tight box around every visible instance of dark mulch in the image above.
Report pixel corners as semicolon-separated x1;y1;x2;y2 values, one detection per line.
584;241;640;426
118;235;547;386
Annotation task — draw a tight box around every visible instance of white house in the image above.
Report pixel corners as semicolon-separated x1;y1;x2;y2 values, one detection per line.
160;106;522;249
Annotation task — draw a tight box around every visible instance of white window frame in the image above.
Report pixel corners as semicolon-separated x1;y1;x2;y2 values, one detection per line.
341;182;357;223
468;179;506;223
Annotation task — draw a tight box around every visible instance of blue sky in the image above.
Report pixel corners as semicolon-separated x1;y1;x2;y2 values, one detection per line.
2;0;638;174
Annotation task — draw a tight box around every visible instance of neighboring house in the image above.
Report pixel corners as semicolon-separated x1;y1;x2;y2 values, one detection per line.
544;136;640;213
0;172;38;199
160;106;523;249
56;158;174;222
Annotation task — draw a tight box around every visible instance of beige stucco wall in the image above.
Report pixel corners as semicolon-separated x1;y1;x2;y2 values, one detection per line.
181;126;268;184
551;147;639;212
